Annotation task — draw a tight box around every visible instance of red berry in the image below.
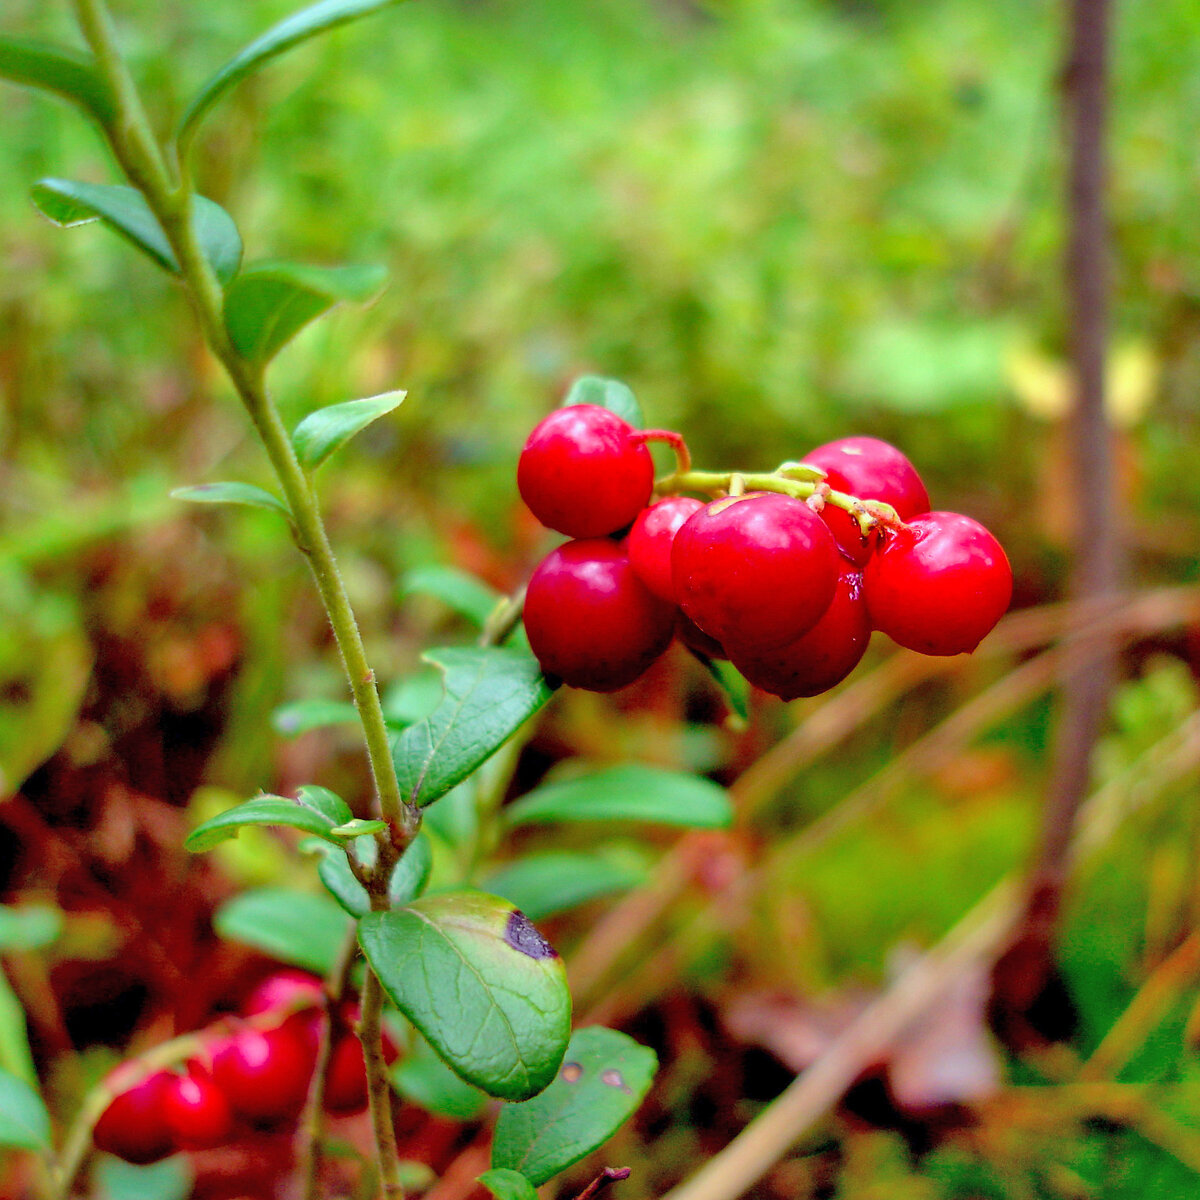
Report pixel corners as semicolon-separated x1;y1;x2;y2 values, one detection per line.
731;562;870;699
242;971;323;1020
863;512;1012;655
672;492;839;653
210;1022;316;1126
803;436;930;565
524;540;676;691
628;496;704;602
517;405;655;537
676;611;727;661
162;1065;233;1151
323;1020;401;1116
93;1066;176;1165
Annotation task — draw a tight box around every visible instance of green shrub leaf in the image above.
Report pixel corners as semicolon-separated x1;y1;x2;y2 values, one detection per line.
359;891;570;1101
308;832;432;917
562;376;643;428
491;1026;657;1186
0;38;114;125
94;1154;194;1200
392;647;554;809
483;853;646;921
0;1067;50;1150
224;261;386;364
0;905;62;952
186;789;353;852
401;565;501;628
31;179;241;283
291;390;405;471
171;482;291;518
271;698;358;736
392;1036;488;1121
505;765;732;830
214;888;350;973
477;1169;538;1200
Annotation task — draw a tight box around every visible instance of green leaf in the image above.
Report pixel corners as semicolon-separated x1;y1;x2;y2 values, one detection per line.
562;376;643;429
359;891;570;1101
295;784;348;823
224;261;387;364
185;791;353;852
329;818;387;839
0;1066;50;1150
506;766;732;830
0;37;114;125
477;1169;538;1200
392;647;554;809
401;565;501;628
308;833;432;917
177;0;412;153
702;658;750;724
214;888;350;974
171;482;290;519
381;672;443;728
492;1027;657;1186
94;1154;194;1200
0;905;62;951
31;180;241;284
391;1035;487;1120
0;974;36;1087
271;698;358;736
291;391;405;471
483;853;646;922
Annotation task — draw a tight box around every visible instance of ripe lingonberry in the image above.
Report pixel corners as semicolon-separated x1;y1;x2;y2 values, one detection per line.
863;511;1012;655
323;1018;401;1116
731;562;870;699
517;404;655;538
92;1066;176;1165
803;436;930;565
672;492;839;653
242;970;323;1020
162;1065;234;1151
628;496;704;603
676;611;726;661
524;540;676;691
210;1022;317;1126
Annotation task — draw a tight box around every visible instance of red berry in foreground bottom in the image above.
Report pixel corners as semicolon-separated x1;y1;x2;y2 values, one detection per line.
163;1066;234;1151
518;404;654;538
93;1066;176;1165
524;540;676;691
628;496;704;602
864;512;1012;656
732;562;870;699
210;1023;316;1126
673;492;839;653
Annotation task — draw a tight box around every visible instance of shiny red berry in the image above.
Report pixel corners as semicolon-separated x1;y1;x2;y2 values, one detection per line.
628;496;704;602
524;540;676;691
242;971;323;1020
93;1066;176;1165
323;1019;401;1116
210;1022;316;1126
863;511;1012;655
731;562;870;699
672;492;839;653
517;405;655;538
675;611;727;661
162;1066;234;1151
803;436;930;565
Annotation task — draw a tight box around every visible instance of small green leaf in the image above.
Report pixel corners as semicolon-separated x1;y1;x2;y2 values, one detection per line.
391;1036;487;1121
492;1027;657;1186
171;482;290;518
0;37;114;125
359;891;570;1101
271;698;358;736
224;261;387;364
0;1066;50;1150
177;0;412;154
401;565;502;628
483;853;646;922
381;672;443;728
0;905;62;951
562;376;643;429
291;390;405;471
392;647;554;809
0;974;36;1086
702;658;750;723
94;1154;194;1200
296;784;349;823
477;1169;538;1200
505;766;732;830
31;179;241;284
214;888;350;974
329;818;387;839
186;792;352;852
308;833;432;917
419;781;477;850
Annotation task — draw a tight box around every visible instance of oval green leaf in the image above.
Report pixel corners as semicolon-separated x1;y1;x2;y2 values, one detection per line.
309;832;432;917
0;975;36;1086
562;376;643;429
477;1169;538;1200
483;853;646;922
359;891;571;1101
329;818;387;839
391;647;555;809
31;179;241;284
186;791;352;852
491;1026;657;1186
392;1035;487;1121
401;565;501;628
177;0;412;155
271;698;358;736
171;482;290;518
0;1066;50;1151
291;390;405;471
0;904;62;952
224;261;386;364
214;888;350;974
505;766;732;830
94;1153;194;1200
0;37;114;125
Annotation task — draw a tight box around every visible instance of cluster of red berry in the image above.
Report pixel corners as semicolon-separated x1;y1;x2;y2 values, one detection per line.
518;405;1012;700
92;972;398;1164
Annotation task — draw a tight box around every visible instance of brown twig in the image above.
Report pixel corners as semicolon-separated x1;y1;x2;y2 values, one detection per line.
572;1167;633;1200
